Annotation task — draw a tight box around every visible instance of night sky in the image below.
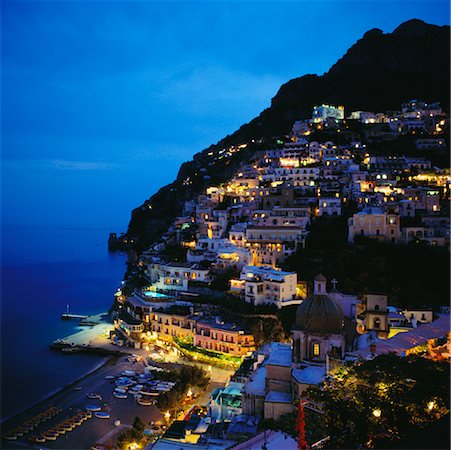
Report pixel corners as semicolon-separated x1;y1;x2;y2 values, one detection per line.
2;1;450;229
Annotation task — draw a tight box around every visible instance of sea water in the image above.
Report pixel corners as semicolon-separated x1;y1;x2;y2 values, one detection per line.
0;224;128;419
0;144;181;421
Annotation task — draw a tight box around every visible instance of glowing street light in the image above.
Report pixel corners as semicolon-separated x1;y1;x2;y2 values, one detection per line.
187;389;193;397
165;411;171;420
428;401;435;411
372;409;381;418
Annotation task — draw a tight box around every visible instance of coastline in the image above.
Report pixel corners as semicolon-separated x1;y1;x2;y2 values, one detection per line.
2;320;115;427
1;355;113;427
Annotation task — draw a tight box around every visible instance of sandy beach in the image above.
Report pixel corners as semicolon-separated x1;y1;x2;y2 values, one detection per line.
2;321;234;450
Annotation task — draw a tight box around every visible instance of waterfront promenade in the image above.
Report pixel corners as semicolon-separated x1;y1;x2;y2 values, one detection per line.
1;319;233;449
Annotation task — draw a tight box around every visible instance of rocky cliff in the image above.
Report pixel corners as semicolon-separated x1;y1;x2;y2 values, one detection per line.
126;19;450;248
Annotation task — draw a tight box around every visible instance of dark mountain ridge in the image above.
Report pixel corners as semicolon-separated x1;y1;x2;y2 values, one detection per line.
126;19;450;248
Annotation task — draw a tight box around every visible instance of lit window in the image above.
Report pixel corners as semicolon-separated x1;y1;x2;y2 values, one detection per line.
313;343;320;356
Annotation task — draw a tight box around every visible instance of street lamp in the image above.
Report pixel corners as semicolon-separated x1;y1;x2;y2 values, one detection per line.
372;409;381;418
428;401;435;411
165;411;171;420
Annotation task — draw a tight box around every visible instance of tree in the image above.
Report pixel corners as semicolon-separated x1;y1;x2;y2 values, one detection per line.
133;416;145;433
307;354;450;448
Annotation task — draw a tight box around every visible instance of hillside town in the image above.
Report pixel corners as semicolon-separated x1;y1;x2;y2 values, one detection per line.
105;100;450;449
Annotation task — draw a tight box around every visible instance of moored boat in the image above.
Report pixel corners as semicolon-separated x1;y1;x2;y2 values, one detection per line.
114;392;128;399
29;435;46;443
87;392;102;399
86;405;102;412
62;423;74;432
3;434;18;441
137;397;155;406
42;431;58;441
95;412;111;419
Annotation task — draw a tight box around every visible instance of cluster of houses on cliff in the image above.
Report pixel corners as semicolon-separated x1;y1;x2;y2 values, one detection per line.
113;100;449;358
111;101;450;449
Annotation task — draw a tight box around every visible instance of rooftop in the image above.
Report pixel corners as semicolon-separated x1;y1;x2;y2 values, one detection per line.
266;342;292;367
265;390;292;403
292;365;326;385
243;366;266;396
230;430;298;450
197;317;247;333
349;316;450;359
241;265;295;282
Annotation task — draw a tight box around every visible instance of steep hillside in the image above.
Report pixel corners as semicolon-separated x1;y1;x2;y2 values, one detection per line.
126;19;450;248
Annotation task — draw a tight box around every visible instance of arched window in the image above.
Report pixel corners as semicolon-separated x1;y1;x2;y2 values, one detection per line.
374;305;379;311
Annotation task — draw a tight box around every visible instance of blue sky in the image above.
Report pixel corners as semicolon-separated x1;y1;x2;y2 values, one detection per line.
1;1;450;229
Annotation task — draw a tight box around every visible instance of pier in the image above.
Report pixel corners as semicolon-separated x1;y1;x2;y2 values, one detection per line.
61;313;89;320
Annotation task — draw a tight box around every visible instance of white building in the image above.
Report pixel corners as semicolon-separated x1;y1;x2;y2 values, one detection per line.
230;265;300;308
150;262;211;291
312;104;345;123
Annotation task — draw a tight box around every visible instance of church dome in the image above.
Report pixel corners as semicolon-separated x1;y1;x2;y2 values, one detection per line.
295;293;345;334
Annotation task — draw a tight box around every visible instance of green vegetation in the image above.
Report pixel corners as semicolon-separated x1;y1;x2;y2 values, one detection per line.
307;353;450;448
249;318;287;347
116;416;146;450
173;337;242;366
156;365;210;413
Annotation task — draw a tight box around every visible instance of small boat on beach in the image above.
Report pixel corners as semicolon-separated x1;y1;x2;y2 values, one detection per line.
86;405;102;412
139;388;159;396
105;375;115;380
136;396;155;406
95;412;111;419
3;434;18;441
114;392;128;399
87;392;102;399
29;435;46;444
62;423;74;432
42;431;58;441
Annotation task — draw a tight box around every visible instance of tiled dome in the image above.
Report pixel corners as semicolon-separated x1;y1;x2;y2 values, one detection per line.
295;293;345;334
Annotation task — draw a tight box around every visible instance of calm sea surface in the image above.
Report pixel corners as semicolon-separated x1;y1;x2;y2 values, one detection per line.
0;143;181;420
0;224;128;419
